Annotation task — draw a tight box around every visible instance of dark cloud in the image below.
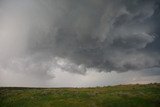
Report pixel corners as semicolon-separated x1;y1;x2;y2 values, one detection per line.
0;0;160;82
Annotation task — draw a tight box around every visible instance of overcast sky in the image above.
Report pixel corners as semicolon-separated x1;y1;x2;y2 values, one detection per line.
0;0;160;87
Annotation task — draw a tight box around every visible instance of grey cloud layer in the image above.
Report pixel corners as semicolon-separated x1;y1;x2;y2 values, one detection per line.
0;0;160;81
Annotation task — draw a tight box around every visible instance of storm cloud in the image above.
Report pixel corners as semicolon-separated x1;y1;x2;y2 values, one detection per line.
0;0;160;86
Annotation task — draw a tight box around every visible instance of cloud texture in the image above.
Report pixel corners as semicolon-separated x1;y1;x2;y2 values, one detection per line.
0;0;160;86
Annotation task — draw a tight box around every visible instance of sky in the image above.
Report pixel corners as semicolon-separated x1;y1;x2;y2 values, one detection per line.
0;0;160;87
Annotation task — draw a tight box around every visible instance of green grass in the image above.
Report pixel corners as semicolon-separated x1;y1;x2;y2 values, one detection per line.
0;83;160;107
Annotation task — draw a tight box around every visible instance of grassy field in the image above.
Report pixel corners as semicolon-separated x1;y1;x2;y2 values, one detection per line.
0;83;160;107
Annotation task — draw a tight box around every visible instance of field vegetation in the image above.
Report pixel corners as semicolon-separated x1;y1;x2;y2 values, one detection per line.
0;83;160;107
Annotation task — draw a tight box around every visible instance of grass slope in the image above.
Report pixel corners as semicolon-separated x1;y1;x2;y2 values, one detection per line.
0;83;160;107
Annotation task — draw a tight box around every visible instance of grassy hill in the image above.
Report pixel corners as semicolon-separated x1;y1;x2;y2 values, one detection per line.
0;83;160;107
